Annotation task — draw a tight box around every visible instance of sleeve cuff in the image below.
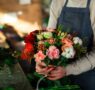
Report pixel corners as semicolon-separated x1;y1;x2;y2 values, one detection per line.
65;64;81;76
65;57;93;76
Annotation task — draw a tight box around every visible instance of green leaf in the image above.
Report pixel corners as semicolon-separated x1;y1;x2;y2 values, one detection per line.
57;25;64;31
34;72;43;78
43;57;50;66
55;41;62;47
74;44;87;58
58;56;68;66
44;42;51;48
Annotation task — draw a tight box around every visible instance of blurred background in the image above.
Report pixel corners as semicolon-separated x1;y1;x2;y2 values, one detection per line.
0;1;52;89
0;0;51;51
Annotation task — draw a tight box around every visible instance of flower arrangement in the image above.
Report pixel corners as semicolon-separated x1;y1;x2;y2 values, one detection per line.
21;26;86;65
21;26;87;90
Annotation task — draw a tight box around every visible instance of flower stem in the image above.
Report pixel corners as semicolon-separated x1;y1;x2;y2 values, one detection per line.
36;75;47;90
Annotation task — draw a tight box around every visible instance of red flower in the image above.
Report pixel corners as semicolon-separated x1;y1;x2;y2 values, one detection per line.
21;43;34;62
24;32;35;44
25;43;34;52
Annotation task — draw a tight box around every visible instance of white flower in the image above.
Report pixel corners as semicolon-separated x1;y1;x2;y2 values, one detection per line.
61;46;75;59
38;41;44;44
73;37;83;45
37;34;43;40
42;32;53;39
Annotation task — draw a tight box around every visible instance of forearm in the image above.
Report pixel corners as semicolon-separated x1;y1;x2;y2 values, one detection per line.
47;0;60;29
65;49;95;76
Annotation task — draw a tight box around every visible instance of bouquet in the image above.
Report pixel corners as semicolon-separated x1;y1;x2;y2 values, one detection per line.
21;26;87;90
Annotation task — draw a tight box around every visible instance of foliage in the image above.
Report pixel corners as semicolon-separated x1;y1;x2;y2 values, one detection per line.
0;48;18;70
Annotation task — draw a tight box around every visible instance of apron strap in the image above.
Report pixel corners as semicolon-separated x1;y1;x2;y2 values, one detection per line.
64;0;68;7
87;0;91;8
64;0;91;8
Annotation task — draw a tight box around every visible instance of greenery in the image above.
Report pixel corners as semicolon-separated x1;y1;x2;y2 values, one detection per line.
0;48;19;90
0;48;18;71
0;87;15;90
40;85;81;90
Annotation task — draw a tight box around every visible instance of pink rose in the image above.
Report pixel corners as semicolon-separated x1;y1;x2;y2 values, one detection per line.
46;46;60;60
35;51;46;62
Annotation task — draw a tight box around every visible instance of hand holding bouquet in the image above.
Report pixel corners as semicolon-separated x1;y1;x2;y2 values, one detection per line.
21;26;86;90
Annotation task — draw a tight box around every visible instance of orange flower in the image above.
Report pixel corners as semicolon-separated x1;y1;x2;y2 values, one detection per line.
61;38;73;47
38;43;45;51
48;38;56;44
61;45;68;51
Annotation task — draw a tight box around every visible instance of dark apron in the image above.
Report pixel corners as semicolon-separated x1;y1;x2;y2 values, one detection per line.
57;0;95;90
57;0;93;51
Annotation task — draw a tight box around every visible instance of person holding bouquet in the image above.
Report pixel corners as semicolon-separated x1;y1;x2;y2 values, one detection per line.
36;0;95;90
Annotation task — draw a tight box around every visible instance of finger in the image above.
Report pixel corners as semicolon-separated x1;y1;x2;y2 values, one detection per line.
36;67;47;73
47;73;63;80
37;67;54;74
50;67;64;74
45;67;55;74
48;73;61;77
50;70;60;74
36;63;47;70
36;65;46;73
38;62;46;68
48;76;61;80
36;67;54;75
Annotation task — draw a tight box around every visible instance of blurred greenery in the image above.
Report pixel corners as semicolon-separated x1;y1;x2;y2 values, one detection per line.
0;48;18;71
0;86;15;90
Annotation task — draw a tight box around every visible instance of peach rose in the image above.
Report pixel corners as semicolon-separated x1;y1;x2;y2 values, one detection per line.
35;51;46;62
61;38;73;47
